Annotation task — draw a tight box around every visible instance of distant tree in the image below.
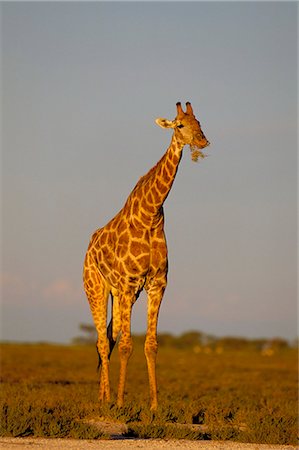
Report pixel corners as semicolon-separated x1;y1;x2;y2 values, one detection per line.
251;339;268;352
269;338;289;350
176;331;202;348
158;333;176;347
71;324;292;352
291;337;299;349
218;336;250;351
72;323;97;344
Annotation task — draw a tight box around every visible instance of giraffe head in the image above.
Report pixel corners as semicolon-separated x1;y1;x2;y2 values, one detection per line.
155;102;210;161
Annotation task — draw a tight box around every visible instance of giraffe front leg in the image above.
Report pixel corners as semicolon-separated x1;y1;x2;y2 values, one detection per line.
145;283;165;411
145;334;158;411
117;299;133;408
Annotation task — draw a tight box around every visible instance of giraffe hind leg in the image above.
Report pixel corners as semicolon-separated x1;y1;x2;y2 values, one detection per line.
97;294;120;370
83;264;111;403
96;321;116;370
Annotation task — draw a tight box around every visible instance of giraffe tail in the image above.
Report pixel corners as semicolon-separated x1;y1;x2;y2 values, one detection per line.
107;318;117;359
96;345;102;371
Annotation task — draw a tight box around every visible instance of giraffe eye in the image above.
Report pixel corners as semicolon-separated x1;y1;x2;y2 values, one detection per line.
177;124;184;129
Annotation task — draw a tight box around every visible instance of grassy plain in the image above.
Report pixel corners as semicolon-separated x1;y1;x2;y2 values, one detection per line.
0;340;297;444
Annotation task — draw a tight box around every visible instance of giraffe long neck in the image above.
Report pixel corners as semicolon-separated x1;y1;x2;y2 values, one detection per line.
126;134;184;226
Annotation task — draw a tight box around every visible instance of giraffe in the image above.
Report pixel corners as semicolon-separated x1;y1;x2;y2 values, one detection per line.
83;102;209;411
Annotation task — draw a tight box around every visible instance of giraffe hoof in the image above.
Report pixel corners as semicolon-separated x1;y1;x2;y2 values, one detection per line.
150;403;158;412
116;397;124;409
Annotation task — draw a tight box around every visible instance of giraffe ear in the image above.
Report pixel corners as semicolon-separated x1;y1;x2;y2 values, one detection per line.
155;118;176;129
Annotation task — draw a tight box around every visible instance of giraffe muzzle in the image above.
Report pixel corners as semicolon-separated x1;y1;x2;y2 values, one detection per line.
195;138;210;149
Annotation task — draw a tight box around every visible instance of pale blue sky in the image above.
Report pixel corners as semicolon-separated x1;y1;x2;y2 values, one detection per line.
1;2;297;343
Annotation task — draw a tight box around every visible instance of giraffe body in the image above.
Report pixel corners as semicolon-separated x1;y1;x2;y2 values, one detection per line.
83;102;209;410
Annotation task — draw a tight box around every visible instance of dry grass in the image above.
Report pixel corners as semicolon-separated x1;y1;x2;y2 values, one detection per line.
0;341;297;444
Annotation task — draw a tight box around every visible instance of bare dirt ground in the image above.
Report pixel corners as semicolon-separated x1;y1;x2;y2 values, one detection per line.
1;438;298;450
1;419;297;449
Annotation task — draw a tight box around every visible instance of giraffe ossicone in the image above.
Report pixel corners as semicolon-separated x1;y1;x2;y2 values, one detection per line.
83;101;209;411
